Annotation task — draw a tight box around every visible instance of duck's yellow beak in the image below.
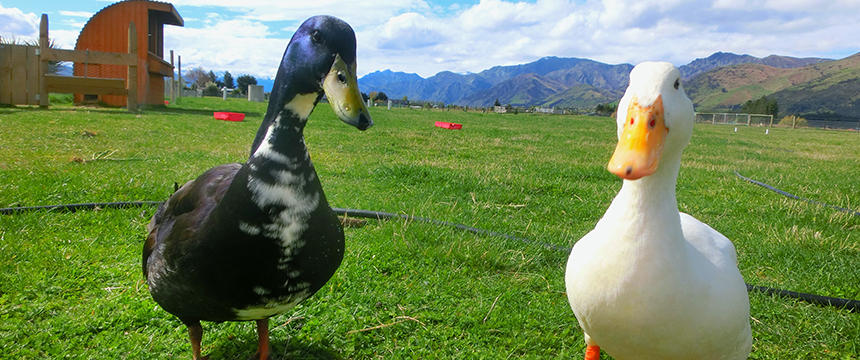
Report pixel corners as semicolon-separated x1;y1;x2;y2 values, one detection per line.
608;95;668;180
323;54;373;130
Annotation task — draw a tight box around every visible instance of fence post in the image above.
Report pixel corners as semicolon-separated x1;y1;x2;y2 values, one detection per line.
169;50;175;105
38;14;49;107
177;55;182;101
768;115;773;127
747;114;751;126
126;21;138;111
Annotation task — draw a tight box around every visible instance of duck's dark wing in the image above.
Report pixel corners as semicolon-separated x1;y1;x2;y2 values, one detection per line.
143;163;242;278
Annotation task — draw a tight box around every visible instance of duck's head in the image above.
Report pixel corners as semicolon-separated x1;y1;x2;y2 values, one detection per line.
269;15;372;130
607;62;694;180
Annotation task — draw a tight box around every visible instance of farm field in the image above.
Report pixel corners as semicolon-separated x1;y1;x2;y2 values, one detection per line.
0;97;857;359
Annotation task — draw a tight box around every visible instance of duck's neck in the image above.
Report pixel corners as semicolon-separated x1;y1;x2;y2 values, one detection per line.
604;151;684;246
250;92;320;161
242;93;327;215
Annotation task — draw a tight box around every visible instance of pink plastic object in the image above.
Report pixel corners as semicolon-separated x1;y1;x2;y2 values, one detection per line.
434;121;462;130
214;112;245;122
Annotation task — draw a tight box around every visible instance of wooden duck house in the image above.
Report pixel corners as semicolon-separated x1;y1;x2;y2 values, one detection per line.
73;0;183;106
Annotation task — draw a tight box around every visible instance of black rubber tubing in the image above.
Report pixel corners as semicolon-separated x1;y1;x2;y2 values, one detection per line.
1;200;857;313
735;171;859;216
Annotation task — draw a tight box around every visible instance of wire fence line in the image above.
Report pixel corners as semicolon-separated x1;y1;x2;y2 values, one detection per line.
695;112;860;130
695;112;773;126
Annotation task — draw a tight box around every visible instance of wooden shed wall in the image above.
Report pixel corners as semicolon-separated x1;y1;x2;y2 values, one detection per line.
73;1;171;106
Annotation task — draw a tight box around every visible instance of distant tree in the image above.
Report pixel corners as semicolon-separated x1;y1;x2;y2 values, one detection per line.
375;91;388;102
741;96;778;117
222;71;234;89
361;92;369;102
595;102;617;115
766;100;778;117
402;96;409;105
186;67;210;90
207;70;222;87
494;98;501;107
236;74;258;94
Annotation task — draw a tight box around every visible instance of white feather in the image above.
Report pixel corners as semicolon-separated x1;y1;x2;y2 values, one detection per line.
565;62;751;360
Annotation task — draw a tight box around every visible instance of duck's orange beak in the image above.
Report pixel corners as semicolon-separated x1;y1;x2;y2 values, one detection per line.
608;95;669;180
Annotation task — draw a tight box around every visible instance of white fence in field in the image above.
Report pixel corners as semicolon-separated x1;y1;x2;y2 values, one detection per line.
695;112;774;127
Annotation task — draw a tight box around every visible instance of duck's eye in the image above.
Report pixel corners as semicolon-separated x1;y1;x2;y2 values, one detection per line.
337;72;347;84
673;78;680;90
311;30;322;43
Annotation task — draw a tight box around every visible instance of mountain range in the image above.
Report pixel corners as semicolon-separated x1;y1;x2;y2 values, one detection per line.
358;51;860;120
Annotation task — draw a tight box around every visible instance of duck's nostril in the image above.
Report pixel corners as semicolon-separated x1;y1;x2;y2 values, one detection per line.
358;113;372;130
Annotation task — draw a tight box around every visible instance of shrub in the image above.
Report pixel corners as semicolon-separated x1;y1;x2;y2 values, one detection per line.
777;115;807;128
202;82;221;97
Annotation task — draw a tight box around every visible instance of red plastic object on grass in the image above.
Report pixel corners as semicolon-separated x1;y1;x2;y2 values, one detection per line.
214;112;245;122
434;121;462;130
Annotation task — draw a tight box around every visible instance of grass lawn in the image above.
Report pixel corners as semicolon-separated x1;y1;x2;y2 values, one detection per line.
0;97;857;359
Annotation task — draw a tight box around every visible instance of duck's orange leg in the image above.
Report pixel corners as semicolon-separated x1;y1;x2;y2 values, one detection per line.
255;319;270;360
585;345;600;360
187;321;208;360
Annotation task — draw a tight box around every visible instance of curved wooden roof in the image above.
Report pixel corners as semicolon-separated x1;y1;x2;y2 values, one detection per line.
75;0;182;54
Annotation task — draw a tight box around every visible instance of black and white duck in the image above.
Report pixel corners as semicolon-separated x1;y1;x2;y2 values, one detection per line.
143;15;372;360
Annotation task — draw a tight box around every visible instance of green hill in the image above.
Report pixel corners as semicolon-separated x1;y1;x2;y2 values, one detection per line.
685;53;860;119
541;84;622;109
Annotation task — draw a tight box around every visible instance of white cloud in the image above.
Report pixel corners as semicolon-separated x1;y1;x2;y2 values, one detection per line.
0;4;39;40
165;18;285;79
170;0;432;28
58;10;92;17
376;12;445;50
49;29;82;49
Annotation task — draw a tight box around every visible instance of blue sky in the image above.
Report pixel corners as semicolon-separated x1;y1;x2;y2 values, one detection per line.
2;0;859;84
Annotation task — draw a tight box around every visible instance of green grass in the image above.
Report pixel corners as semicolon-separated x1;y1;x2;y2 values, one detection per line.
0;98;857;359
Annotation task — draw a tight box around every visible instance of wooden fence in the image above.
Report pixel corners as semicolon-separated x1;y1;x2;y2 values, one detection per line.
0;14;138;110
0;44;40;105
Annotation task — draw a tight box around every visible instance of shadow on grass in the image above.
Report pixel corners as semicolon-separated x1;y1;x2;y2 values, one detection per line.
0;105;133;116
208;335;340;360
0;104;263;118
148;106;264;118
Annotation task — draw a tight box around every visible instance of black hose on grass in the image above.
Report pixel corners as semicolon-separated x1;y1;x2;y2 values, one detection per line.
1;201;857;313
735;171;859;216
0;201;163;214
745;284;858;312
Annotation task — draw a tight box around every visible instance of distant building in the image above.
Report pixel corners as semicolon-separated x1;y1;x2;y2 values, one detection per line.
494;105;507;113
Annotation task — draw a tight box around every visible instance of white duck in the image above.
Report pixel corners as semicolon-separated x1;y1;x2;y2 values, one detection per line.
565;62;751;360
